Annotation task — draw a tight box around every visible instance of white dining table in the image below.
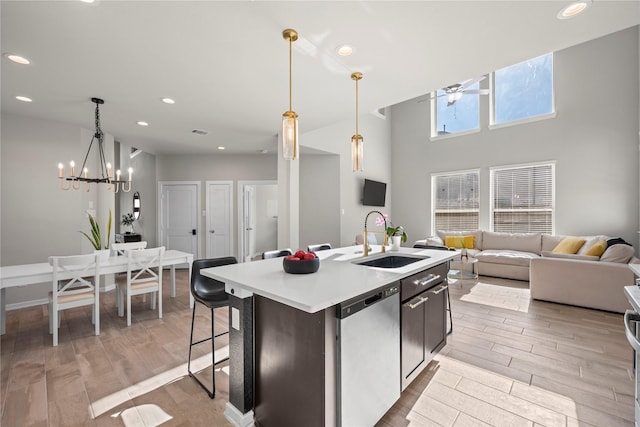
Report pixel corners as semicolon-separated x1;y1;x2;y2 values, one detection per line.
0;249;194;335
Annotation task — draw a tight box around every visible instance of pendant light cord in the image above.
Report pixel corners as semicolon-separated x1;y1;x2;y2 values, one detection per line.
289;37;292;112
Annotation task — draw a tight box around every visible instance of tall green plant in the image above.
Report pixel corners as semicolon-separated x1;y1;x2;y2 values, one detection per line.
80;209;112;250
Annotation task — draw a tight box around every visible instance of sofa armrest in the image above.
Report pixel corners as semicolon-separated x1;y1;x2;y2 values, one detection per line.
530;257;634;313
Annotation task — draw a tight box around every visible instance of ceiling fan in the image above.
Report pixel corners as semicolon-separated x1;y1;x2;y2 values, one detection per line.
418;76;490;106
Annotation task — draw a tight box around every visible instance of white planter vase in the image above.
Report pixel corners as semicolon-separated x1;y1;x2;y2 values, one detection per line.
390;236;402;251
94;249;110;263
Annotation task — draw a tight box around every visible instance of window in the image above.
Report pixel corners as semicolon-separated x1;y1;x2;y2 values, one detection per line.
431;81;480;137
490;162;555;234
432;170;480;233
492;53;554;125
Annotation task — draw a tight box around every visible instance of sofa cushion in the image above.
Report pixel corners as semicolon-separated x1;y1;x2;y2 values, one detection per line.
437;230;482;249
552;237;586;254
600;244;635;263
475;249;539;267
444;235;475;249
584;240;607;257
577;235;610;255
541;251;600;262
481;231;541;254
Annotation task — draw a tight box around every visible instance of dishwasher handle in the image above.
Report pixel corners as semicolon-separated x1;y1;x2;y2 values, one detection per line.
429;284;448;295
624;310;640;353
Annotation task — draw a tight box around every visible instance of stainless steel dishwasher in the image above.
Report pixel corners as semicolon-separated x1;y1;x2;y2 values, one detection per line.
336;283;400;427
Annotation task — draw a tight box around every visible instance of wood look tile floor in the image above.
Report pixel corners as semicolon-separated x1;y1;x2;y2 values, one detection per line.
1;272;634;426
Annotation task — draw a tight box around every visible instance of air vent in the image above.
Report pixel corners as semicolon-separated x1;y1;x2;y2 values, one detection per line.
191;129;209;135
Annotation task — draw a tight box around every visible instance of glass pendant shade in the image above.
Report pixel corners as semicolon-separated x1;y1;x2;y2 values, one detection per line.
351;134;363;172
282;111;298;160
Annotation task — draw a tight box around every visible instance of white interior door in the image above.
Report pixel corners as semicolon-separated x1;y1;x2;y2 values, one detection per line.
159;182;199;257
243;185;256;262
206;181;233;258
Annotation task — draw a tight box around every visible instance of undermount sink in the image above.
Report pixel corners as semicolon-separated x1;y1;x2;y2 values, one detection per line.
355;254;429;269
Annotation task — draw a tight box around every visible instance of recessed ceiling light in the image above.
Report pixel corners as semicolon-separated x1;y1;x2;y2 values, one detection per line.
217;146;226;150
81;0;96;3
557;1;591;19
4;53;31;65
16;95;32;102
162;97;175;104
337;45;354;57
137;121;148;126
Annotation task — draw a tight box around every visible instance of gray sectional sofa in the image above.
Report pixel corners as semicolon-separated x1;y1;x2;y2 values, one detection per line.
415;230;639;313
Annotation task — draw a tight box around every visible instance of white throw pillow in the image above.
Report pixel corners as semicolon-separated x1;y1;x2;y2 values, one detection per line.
600;244;635;263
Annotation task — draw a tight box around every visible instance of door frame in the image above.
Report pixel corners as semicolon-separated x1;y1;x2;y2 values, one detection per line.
237;180;277;262
157;181;201;260
205;180;234;258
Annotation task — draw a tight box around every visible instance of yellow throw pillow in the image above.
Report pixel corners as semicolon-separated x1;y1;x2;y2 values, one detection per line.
444;235;475;249
585;240;607;257
552;237;586;254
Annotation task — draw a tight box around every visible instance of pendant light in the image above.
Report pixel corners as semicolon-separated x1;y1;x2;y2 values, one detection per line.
351;72;364;172
282;29;299;160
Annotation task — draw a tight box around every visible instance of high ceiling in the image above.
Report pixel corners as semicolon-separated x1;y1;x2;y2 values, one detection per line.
2;1;638;156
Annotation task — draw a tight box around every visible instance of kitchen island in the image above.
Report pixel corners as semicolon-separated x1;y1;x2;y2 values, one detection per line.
202;245;457;427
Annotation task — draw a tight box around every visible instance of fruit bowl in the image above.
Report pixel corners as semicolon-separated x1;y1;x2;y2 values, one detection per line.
283;254;320;274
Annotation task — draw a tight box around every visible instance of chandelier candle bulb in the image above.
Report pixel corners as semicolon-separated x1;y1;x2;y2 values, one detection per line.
83;168;88;179
128;168;133;181
58;163;63;178
70;161;75;177
106;163;112;179
116;170;121;180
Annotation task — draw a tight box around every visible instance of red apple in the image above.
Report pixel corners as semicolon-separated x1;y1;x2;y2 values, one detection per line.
294;250;306;259
285;255;300;261
308;251;317;258
303;253;316;260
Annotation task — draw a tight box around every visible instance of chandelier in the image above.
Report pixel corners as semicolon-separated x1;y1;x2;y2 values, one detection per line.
58;98;132;193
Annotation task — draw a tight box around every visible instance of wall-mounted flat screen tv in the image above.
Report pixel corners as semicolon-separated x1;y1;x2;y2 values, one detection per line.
362;179;387;207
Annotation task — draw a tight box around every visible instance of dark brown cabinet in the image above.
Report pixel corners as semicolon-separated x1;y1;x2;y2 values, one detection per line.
400;262;448;390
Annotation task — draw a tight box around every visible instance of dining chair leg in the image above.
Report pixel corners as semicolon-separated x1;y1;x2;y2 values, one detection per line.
48;304;53;334
158;288;162;319
127;292;132;327
53;310;58;347
94;301;100;336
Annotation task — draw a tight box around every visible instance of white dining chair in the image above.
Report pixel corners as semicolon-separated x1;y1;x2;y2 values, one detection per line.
117;246;165;326
111;241;148;309
49;253;101;346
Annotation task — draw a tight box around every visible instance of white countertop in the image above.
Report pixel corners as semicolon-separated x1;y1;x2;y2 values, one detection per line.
201;245;457;313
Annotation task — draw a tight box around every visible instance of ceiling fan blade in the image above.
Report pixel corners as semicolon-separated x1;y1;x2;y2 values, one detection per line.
462;89;490;95
459;75;486;90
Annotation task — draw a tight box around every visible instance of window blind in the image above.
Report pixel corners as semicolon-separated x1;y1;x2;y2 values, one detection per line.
432;171;479;232
491;163;554;233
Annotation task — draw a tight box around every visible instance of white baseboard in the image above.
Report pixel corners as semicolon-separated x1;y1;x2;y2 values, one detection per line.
6;283;116;311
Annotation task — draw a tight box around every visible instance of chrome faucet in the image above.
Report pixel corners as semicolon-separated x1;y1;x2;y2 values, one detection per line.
363;210;388;257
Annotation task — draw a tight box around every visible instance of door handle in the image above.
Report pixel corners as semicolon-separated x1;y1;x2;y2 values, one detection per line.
246;227;253;231
209;229;215;234
191;229;196;235
405;295;428;309
413;274;441;288
430;284;449;295
624;310;640;352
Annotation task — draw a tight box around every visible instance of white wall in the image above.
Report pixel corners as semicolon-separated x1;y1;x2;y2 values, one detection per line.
390;27;640;250
254;184;278;255
301;113;392;246
299;154;341;250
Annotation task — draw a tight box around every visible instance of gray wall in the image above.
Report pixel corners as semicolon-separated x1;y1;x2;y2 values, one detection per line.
156;153;277;258
1;114;116;305
300;154;341;250
301;113;392;246
390;26;640;250
117;145;157;246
